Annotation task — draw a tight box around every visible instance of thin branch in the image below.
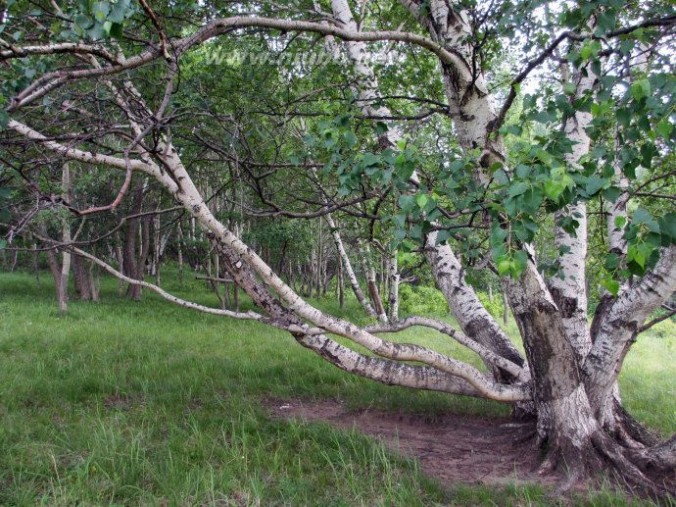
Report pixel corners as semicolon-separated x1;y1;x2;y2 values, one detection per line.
366;315;527;380
7;16;465;111
71;245;264;321
639;305;676;333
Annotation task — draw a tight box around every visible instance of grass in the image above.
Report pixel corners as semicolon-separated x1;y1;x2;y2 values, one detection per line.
0;268;673;506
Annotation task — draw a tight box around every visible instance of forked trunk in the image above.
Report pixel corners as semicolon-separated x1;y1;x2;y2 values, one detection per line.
509;266;673;496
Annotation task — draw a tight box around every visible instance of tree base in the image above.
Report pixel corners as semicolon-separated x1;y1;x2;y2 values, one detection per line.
533;426;675;500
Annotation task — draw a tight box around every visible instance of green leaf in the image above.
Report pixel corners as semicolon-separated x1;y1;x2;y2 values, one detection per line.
563;82;577;95
374;121;388;135
579;40;601;61
532;111;556;124
513;250;528;276
360;153;380;167
605;252;620;270
108;0;131;23
93;1;110;22
630;78;651;100
508;181;529;197
521;188;544;214
74;14;93;29
633;207;659;233
515;165;531;179
601;186;620;202
600;277;620;296
434;230;451;244
658;213;676;244
585;175;606;195
416;193;429;209
627;244;645;269
399;195;416;212
616;108;631;127
491;225;508;243
535;149;554;166
656;119;673;139
544;180;563;201
497;258;514;277
343;131;357;148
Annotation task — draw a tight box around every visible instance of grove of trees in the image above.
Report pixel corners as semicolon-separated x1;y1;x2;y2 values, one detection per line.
1;0;674;496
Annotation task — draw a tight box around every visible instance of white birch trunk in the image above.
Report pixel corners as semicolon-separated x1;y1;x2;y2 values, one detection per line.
358;240;388;322
426;232;526;378
333;0;523;370
387;251;400;321
324;213;377;317
547;65;597;361
606;134;629;257
58;164;72;314
584;246;676;426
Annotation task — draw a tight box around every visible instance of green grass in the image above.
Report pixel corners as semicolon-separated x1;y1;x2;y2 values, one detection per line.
0;269;673;505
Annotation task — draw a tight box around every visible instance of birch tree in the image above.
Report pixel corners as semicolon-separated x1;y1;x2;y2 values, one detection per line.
1;0;675;495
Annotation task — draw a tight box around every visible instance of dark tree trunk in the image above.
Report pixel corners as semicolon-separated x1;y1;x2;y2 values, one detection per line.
123;181;148;301
72;254;99;301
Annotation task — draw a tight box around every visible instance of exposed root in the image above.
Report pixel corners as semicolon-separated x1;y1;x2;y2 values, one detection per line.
591;431;674;499
536;437;603;486
612;402;660;448
629;435;676;474
533;431;674;499
512;400;537;421
537;449;558;476
554;467;583;496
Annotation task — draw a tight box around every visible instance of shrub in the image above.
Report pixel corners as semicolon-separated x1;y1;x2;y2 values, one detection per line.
476;291;505;320
399;284;448;317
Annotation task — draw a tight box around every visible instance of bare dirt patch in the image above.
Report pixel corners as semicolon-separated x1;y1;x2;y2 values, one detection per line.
264;398;557;488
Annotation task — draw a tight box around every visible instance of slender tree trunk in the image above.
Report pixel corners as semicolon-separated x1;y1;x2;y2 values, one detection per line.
9;248;18;272
45;248;63;302
57;164;72;314
72;254;94;300
177;222;185;286
324;214;377;317
359;240;388;322
124;180;147;301
387;252;400;321
337;254;345;309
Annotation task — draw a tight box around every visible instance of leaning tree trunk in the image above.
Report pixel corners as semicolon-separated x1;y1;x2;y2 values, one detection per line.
426;234;526;382
330;0;525;381
358;240;388;323
10;9;676;495
324;213;377;318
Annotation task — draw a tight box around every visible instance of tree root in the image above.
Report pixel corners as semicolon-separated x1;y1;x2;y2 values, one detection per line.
612;401;660;448
591;431;675;499
532;430;674;500
629;435;676;474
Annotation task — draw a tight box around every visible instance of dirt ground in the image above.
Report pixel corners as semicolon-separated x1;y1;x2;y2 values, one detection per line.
264;398;557;488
